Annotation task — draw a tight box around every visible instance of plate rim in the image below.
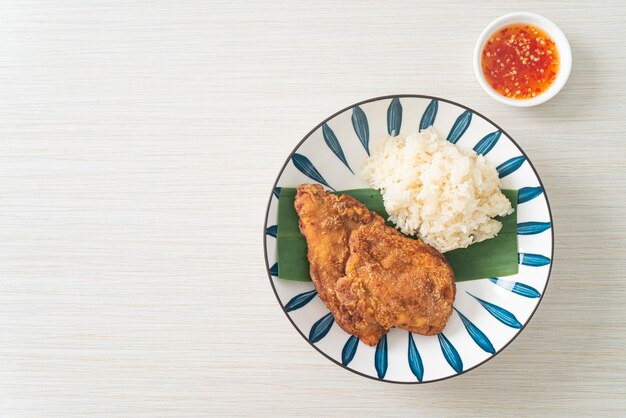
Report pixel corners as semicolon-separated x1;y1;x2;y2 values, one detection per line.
262;94;555;384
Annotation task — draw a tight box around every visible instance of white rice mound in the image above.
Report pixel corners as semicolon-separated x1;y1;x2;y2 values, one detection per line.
361;128;513;253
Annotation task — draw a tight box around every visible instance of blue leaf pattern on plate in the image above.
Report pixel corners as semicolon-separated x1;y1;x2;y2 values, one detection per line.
407;332;424;382
284;289;318;312
375;334;388;379
447;110;472;144
438;333;463;373
497;156;526;178
269;263;278;277
467;292;522;329
342;335;359;366
352;106;370;155
265;225;277;238
519;253;551;267
322;123;354;174
473;131;501;155
291;153;335;191
387;98;402;136
266;96;553;382
489;278;541;298
420;99;438;130
518;186;543;204
309;312;334;343
518;221;552;235
454;308;495;354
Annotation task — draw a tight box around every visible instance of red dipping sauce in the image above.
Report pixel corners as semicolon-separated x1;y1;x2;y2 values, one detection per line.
481;24;560;100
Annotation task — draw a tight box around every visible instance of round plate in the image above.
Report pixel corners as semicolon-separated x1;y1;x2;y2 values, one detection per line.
263;95;553;383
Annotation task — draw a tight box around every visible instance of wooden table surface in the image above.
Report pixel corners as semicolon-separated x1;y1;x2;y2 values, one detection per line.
1;1;625;416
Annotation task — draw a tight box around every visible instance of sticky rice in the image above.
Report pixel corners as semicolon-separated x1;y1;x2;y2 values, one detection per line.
361;128;513;253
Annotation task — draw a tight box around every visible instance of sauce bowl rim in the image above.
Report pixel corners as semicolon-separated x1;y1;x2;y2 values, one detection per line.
473;12;572;107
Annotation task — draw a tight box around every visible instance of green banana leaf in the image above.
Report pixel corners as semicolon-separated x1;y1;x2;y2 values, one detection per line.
276;188;518;282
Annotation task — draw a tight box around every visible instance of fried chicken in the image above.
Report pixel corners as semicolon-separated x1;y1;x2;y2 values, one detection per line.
294;184;386;345
294;184;456;346
336;223;456;336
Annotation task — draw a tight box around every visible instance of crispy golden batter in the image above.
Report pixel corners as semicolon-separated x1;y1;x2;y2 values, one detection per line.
294;184;386;345
294;184;456;346
336;223;456;336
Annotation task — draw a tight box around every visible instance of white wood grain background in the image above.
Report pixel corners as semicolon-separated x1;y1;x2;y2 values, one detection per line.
0;1;625;416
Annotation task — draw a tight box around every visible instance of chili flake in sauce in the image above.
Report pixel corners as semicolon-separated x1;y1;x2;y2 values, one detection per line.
481;24;559;100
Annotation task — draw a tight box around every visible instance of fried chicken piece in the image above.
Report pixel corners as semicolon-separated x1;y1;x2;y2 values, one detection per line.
295;184;455;345
294;184;386;345
336;223;456;336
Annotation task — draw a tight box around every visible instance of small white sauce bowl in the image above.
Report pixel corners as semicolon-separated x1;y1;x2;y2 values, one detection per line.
473;12;572;107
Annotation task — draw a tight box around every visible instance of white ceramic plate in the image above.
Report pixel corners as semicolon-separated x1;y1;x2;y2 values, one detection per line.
263;95;553;383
